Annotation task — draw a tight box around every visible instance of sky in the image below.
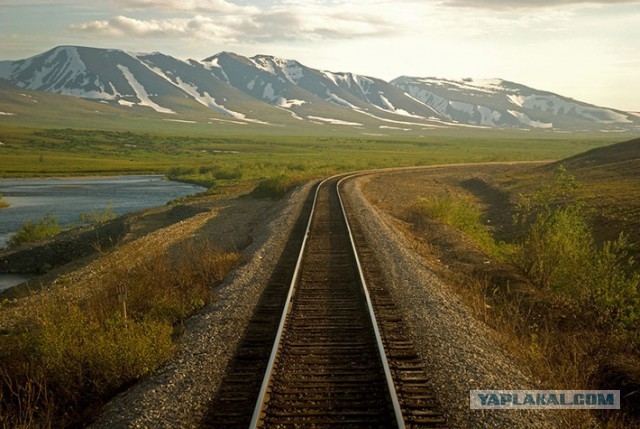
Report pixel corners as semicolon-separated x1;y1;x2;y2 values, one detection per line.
1;0;639;111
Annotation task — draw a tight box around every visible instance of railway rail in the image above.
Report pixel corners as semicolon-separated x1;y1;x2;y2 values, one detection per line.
206;175;446;428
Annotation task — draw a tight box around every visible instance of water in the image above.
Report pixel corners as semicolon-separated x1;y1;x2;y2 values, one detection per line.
0;175;205;288
0;274;34;293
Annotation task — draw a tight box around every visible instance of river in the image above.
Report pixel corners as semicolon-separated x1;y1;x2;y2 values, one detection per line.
0;175;205;290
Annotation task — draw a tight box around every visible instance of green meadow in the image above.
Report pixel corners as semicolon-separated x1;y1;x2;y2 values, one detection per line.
0;126;625;187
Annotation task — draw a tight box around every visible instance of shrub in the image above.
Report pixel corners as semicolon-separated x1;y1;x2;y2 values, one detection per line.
166;166;197;178
79;201;117;226
514;205;592;292
0;241;240;427
31;301;174;400
0;193;9;208
211;166;243;180
8;214;62;247
512;166;640;332
251;174;305;199
407;195;509;259
1;300;174;427
90;242;239;325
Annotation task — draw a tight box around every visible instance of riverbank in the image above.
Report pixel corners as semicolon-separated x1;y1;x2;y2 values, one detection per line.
0;175;205;249
0;177;302;427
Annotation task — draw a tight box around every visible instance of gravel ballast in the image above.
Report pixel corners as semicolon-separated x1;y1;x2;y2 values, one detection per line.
342;173;566;429
91;167;568;428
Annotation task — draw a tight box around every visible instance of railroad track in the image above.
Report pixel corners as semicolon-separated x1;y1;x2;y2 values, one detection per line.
206;175;446;428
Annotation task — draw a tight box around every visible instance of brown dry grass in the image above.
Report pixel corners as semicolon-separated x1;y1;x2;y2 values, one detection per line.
362;156;640;428
0;209;240;428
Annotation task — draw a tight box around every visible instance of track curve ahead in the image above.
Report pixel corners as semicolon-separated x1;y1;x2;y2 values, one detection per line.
206;175;447;428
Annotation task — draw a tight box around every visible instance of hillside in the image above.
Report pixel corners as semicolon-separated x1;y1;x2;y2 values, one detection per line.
558;137;640;172
1;45;639;133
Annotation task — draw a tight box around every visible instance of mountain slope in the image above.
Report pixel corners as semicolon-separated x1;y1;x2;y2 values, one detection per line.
391;76;638;130
1;45;638;132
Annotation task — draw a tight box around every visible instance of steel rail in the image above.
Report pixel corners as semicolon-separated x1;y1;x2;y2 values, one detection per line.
337;175;406;429
248;176;327;429
248;174;407;428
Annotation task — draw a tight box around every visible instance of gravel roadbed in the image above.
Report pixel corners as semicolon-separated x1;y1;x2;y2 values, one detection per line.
342;173;567;429
90;182;314;429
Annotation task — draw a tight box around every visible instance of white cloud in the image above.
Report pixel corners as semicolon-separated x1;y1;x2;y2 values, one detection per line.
444;0;640;10
70;15;240;40
69;1;400;42
108;0;258;13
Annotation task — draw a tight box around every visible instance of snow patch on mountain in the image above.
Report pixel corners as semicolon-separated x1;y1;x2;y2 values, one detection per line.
116;65;175;114
4;46;119;100
202;57;230;83
276;98;305;108
509;94;631;124
308;116;362;126
326;91;358;109
413;77;502;95
380;125;411;131
250;56;304;84
507;94;525;107
262;83;276;101
478;106;502;126
172;76;265;123
321;71;348;87
374;94;423;119
353;74;373;96
508;110;552;129
354;109;431;127
164;119;197;124
31;46;87;90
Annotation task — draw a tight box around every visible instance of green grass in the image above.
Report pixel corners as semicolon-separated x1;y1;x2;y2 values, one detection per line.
0;128;623;191
0;193;8;208
407;195;512;259
406;167;640;427
0;242;239;428
79;202;117;226
8;214;62;247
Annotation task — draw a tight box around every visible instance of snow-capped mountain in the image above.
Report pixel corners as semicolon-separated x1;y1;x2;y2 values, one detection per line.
392;76;637;130
0;46;637;132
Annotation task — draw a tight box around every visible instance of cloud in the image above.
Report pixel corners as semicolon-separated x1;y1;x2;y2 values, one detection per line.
68;0;628;45
69;1;399;43
107;0;258;14
443;0;640;10
69;15;239;39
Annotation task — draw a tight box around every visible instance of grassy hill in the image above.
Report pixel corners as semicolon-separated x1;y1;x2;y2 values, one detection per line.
500;137;640;255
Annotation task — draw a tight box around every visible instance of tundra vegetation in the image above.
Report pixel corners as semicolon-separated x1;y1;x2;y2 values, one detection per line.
407;166;640;427
7;214;62;247
8;203;118;247
0;125;631;427
0;240;239;427
0;193;8;208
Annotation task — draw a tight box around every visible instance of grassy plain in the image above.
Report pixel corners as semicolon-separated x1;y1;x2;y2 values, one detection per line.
0;126;625;185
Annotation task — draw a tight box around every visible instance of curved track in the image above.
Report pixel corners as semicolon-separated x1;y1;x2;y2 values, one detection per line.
206;175;446;428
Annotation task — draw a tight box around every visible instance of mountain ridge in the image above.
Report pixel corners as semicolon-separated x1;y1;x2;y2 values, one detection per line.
1;45;638;132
